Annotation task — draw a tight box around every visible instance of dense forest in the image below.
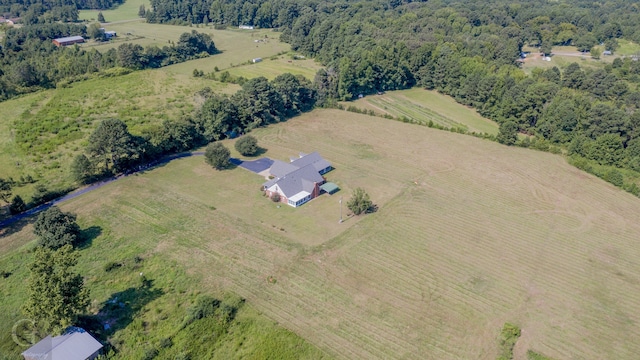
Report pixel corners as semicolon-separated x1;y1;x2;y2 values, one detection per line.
0;0;123;17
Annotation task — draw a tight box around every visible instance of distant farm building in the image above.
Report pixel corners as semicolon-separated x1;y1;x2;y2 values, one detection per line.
105;30;116;39
263;152;336;207
603;50;612;56
252;57;262;63
239;25;254;30
22;327;103;360
52;36;85;47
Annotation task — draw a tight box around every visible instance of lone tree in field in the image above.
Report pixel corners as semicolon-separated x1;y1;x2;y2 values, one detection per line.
347;187;374;215
205;142;231;170
235;135;259;156
34;206;80;250
23;245;90;335
97;12;105;22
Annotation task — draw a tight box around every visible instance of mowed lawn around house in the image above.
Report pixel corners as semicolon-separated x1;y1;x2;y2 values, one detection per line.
346;88;499;135
3;109;640;359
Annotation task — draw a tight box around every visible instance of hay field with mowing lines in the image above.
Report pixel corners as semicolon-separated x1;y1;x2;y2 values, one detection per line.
347;88;499;135
3;109;640;359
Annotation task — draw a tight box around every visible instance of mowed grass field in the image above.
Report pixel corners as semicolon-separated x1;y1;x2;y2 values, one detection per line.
79;0;150;22
83;22;292;74
3;109;640;359
346;88;499;135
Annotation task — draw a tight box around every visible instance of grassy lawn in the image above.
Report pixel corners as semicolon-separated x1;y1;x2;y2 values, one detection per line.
82;23;290;75
224;56;323;81
0;70;237;204
344;88;499;135
616;39;640;56
78;0;150;22
3;109;640;359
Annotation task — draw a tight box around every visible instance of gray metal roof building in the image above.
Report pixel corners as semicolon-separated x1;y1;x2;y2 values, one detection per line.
22;327;103;360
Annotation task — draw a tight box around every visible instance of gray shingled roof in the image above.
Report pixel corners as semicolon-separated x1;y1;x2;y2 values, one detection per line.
22;327;102;360
290;151;332;173
269;160;298;178
265;164;324;198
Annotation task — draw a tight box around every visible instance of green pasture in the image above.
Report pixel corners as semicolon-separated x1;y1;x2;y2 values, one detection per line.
82;23;290;75
223;56;323;81
3;109;640;359
345;88;499;135
615;39;640;56
79;0;150;22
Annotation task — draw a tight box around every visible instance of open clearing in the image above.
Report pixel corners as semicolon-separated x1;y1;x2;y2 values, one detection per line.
346;88;499;135
3;109;640;359
79;0;150;22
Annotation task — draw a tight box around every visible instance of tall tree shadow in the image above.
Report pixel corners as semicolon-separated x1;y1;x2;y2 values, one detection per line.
76;225;102;249
78;279;163;340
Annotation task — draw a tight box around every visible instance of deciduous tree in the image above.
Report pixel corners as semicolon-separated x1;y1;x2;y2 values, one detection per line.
234;135;258;156
87;119;135;172
347;188;373;215
205;142;231;170
23;245;90;335
33;206;80;250
70;154;94;184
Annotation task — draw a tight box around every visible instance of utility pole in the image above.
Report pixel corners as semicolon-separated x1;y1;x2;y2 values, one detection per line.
339;196;343;223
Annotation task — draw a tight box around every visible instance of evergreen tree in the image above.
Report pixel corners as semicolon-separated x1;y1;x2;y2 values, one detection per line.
138;5;146;18
97;12;105;22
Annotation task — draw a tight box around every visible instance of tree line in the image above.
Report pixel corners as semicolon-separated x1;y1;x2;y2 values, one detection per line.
1;0;124;23
142;0;640;177
0;27;219;100
67;74;315;184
